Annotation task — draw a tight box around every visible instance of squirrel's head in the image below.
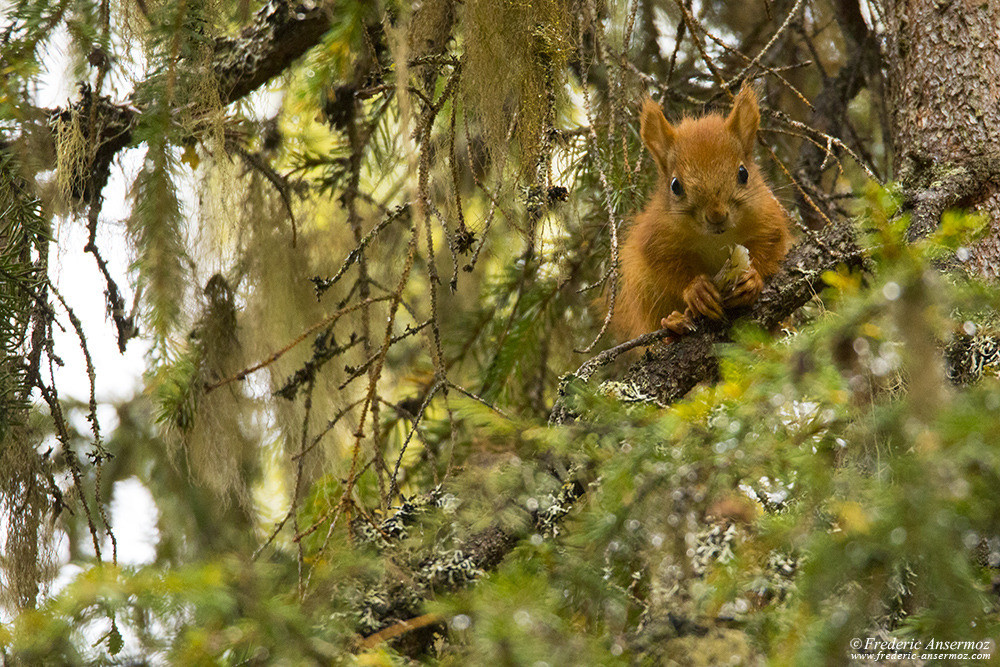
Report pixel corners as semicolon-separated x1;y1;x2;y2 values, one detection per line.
640;86;762;236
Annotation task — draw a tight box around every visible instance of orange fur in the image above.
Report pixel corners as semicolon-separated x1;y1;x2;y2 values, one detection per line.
612;87;792;341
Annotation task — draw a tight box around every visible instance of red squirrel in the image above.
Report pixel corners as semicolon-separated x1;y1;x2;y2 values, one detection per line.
613;86;792;341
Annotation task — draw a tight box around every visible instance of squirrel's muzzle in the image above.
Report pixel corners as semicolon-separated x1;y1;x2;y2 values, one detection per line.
704;207;729;234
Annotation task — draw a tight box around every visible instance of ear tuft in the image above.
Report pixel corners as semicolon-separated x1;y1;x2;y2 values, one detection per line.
640;98;675;174
726;86;760;156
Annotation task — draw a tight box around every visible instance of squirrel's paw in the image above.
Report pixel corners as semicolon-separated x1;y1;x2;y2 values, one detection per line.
683;274;724;321
724;266;764;308
662;310;695;334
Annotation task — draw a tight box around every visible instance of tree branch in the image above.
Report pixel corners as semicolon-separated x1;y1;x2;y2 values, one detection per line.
212;0;332;103
48;0;332;202
902;152;1000;242
794;0;883;228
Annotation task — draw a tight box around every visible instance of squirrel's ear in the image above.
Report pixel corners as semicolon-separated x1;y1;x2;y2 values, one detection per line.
640;98;675;174
726;86;760;156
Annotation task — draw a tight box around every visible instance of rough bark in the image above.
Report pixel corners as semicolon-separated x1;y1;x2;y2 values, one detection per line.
882;0;1000;264
355;480;584;649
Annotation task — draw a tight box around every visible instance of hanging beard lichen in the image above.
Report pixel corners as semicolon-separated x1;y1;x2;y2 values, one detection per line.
408;0;457;60
51;108;93;207
154;274;257;507
0;424;57;611
127;141;189;341
236;175;348;479
461;0;574;180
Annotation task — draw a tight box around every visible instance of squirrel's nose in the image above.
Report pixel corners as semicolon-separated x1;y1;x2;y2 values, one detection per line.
705;208;728;233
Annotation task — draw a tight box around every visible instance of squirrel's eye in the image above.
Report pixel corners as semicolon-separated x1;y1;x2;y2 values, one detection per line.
737;164;749;185
670;177;684;196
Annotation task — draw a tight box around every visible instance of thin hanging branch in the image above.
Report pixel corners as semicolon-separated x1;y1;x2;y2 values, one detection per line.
203;296;392;393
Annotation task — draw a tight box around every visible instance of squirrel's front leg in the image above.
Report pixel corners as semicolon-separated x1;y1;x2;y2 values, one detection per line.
661;309;694;334
724;265;764;309
660;274;723;333
682;274;724;321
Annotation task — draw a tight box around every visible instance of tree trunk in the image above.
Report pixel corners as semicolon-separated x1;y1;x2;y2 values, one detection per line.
882;0;1000;270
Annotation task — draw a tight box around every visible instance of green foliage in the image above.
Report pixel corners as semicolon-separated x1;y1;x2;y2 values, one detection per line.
477;260;560;407
0;149;46;437
434;193;1000;663
152;346;201;434
4;0;1000;663
433;551;631;665
0;149;51;611
0;0;64;111
3;557;355;664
